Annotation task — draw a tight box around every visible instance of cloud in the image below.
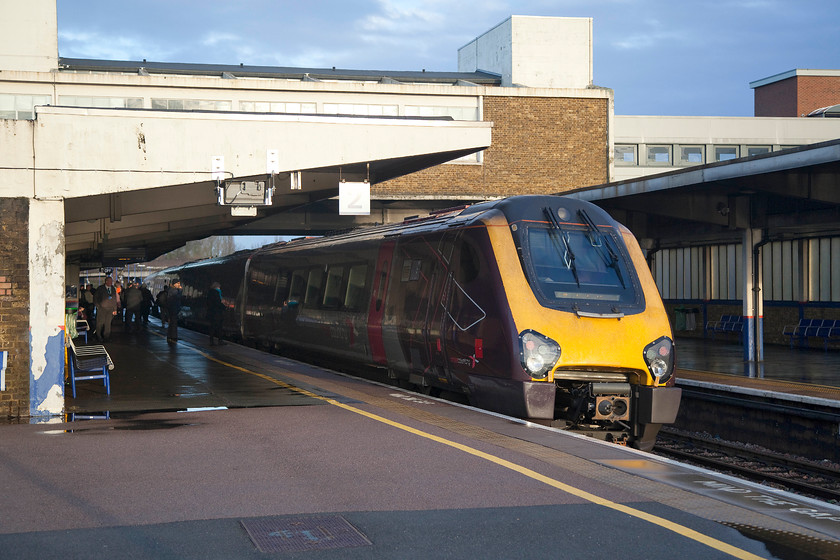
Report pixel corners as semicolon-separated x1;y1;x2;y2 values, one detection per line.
610;18;689;51
58;30;174;61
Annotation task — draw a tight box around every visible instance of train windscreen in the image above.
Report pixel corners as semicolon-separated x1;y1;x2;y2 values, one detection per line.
522;224;642;313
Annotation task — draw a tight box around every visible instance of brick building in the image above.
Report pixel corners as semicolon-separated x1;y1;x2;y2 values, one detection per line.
750;69;840;117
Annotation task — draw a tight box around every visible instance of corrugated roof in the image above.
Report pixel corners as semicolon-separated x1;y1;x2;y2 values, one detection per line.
58;57;502;86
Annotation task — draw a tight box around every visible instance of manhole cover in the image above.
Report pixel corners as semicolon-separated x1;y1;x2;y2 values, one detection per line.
241;515;372;553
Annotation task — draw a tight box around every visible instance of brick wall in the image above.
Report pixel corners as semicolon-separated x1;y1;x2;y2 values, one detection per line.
795;75;840;117
373;95;609;198
754;77;797;116
0;198;30;420
754;74;840;117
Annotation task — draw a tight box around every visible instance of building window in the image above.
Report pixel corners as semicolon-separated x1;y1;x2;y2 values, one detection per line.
746;146;771;157
646;145;672;165
405;105;479;121
615;145;637;166
714;146;739;161
240;101;317;114
679;145;704;165
0;93;52;120
151;98;232;111
59;96;143;109
322;103;399;117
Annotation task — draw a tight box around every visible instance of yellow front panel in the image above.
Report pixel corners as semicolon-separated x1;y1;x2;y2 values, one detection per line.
484;213;672;387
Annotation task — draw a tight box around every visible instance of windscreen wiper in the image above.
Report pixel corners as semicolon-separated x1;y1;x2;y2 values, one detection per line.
577;209;626;288
543;207;579;287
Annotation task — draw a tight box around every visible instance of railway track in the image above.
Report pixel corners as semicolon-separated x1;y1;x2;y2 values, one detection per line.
654;428;840;503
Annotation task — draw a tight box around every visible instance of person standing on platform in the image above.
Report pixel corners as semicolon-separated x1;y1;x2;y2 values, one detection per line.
141;284;154;325
166;280;183;344
93;276;118;342
206;281;226;345
123;281;143;332
156;286;169;327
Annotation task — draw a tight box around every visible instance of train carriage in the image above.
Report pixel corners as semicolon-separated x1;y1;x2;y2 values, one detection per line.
149;195;681;450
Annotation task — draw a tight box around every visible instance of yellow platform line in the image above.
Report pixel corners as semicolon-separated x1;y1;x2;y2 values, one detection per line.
193;345;764;560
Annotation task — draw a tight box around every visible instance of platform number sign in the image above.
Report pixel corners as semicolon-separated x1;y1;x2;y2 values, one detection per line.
339;182;370;216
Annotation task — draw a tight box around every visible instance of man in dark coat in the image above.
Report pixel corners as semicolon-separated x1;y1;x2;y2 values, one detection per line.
166;280;182;344
206;281;226;345
93;276;118;342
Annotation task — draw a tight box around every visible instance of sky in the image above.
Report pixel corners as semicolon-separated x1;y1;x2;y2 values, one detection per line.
56;0;840;117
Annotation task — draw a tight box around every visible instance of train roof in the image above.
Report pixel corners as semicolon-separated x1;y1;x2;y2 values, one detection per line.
250;195;618;257
149;195;620;274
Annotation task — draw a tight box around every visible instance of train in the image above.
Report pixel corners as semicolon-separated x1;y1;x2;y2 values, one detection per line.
148;195;681;451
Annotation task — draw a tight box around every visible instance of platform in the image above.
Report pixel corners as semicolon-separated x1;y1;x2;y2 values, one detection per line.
1;320;833;558
676;337;840;405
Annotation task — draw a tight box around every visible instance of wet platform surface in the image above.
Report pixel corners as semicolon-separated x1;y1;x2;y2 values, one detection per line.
675;337;840;403
4;320;840;558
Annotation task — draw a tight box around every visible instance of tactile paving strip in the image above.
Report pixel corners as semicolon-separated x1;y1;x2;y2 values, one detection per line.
720;522;840;559
241;515;372;553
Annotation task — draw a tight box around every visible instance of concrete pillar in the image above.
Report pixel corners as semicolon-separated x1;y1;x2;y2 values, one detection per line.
29;198;66;418
742;228;764;369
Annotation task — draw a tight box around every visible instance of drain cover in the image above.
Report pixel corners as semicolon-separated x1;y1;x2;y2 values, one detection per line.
241;515;372;553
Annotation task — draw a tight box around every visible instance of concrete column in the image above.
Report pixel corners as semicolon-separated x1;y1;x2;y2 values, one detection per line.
29;198;66;418
742;228;764;368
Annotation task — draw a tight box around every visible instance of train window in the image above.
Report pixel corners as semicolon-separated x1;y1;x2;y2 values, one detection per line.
525;226;639;310
375;263;388;312
344;264;368;311
304;268;324;307
322;266;345;308
457;241;480;284
273;270;290;304
401;259;422;282
289;270;306;304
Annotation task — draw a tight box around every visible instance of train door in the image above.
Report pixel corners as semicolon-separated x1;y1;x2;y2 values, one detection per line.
367;241;394;365
440;232;488;385
428;235;457;387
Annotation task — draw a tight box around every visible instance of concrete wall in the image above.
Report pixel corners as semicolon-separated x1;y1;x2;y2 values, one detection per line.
0;0;58;72
458;16;593;89
613;114;840;181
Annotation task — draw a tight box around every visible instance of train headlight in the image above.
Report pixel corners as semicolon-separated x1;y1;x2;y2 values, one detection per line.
519;330;561;380
644;337;675;386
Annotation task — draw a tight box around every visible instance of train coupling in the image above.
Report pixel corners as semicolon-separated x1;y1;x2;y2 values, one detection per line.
591;382;631;421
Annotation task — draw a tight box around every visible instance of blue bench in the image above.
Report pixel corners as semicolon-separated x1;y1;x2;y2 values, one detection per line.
782;319;840;351
705;314;744;340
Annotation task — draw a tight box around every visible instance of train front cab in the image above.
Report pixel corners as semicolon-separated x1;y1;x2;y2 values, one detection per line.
479;197;682;450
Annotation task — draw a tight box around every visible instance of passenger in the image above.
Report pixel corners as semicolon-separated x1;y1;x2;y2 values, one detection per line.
123;281;144;332
166;280;182;344
93;276;119;342
206;281;226;345
140;284;154;325
81;283;96;326
114;281;123;323
156;286;169;327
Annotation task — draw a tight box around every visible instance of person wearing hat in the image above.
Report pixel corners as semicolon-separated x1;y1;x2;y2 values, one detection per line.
166;279;183;344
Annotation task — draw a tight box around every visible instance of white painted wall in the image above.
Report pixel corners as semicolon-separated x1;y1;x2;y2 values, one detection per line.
458;16;593;89
20;106;491;199
28;199;66;417
614;115;840;181
0;0;58;72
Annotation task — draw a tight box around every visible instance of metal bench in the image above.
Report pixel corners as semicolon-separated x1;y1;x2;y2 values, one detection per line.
705;314;744;341
67;338;113;397
782;318;840;351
